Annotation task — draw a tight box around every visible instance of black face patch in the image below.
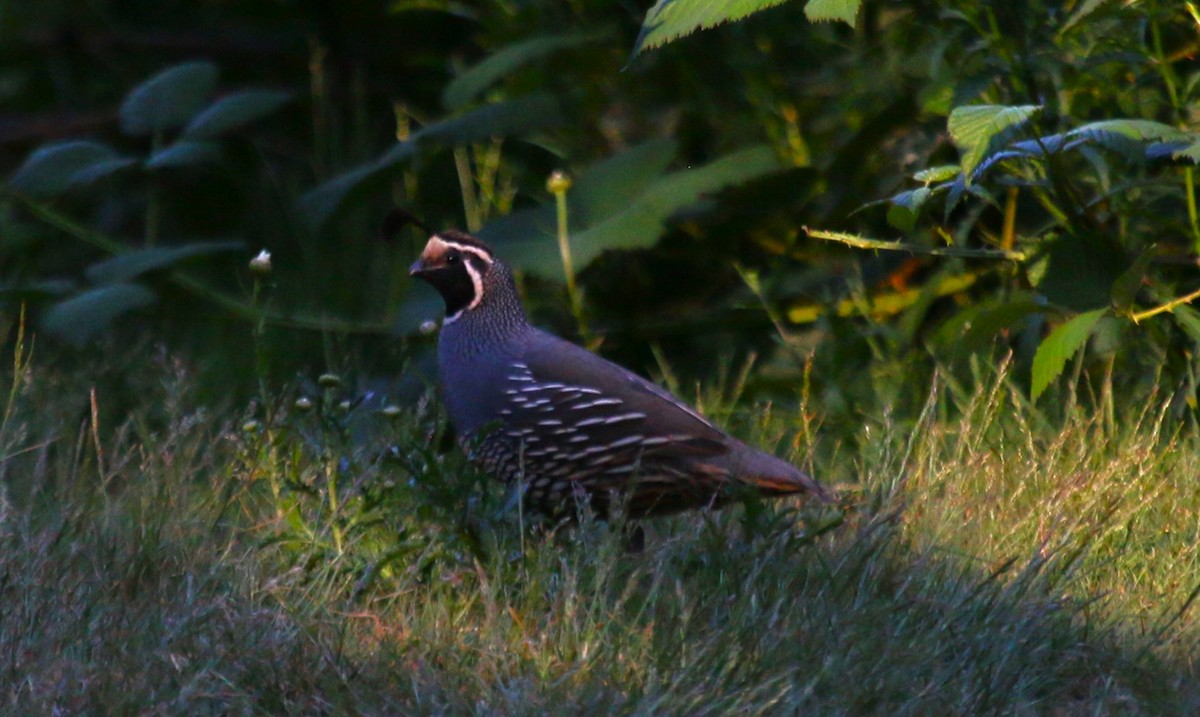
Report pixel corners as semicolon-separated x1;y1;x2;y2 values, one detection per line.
426;261;479;318
412;236;495;320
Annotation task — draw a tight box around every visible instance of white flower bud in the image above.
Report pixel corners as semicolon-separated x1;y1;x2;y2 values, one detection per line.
249;249;272;274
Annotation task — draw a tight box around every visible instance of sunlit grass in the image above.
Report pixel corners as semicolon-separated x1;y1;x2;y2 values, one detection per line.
1;350;1197;715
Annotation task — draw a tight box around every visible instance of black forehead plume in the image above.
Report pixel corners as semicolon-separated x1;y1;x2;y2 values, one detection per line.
379;208;429;243
436;230;495;257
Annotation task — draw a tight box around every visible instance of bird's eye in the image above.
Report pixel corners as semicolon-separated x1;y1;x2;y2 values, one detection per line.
446;250;461;264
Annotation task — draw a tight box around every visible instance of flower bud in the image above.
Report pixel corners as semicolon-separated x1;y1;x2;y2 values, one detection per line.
249;249;272;275
546;170;572;195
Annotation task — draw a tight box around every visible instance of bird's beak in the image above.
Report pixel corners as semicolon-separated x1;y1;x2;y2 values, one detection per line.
409;258;431;277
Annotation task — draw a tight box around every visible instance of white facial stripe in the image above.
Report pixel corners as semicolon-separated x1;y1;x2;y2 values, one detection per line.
427;235;494;266
426;234;491;322
462;257;484;311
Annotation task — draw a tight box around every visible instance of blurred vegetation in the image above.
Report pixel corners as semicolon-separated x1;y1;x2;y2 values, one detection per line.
3;0;1200;431
3;3;1200;711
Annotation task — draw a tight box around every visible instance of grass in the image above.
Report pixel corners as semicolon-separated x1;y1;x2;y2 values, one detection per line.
1;345;1198;715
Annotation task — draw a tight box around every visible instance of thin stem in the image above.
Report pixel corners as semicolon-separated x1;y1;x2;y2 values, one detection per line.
454;147;481;232
1130;285;1200;324
804;227;1027;261
1187;167;1200;253
549;172;591;341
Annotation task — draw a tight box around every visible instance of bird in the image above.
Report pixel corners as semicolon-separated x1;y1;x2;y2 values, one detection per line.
405;221;830;519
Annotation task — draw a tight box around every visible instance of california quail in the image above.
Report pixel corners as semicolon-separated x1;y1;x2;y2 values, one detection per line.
409;227;830;518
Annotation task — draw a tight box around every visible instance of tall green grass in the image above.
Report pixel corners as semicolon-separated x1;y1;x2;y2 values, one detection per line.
1;347;1197;715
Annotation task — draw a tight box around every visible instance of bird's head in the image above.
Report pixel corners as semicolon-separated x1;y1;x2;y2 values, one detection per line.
409;230;500;324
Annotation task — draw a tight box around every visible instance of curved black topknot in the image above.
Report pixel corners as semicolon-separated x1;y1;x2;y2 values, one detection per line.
380;208;429;243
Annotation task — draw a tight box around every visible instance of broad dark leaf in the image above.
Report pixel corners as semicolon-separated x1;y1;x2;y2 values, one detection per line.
490;144;785;278
85;241;244;285
119;61;218;136
42;284;157;346
145;140;223;169
442;33;603;110
182;89;293;139
8;141;136;197
296;94;563;231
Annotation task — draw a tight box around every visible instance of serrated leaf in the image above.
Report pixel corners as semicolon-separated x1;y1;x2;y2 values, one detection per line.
1170;139;1200;164
443;33;603;111
296;94;563;231
1031;308;1106;401
8;141;136;197
119;61;218;136
634;0;793;55
1068;119;1188;143
913;164;960;184
490;145;784;278
804;0;861;24
1174;305;1200;344
42;284;157;346
182;89;293;139
145;140;222;169
948;104;1041;181
85;241;244;285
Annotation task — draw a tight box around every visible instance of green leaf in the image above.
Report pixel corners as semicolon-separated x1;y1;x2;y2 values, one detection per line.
1069;119;1187;143
442;32;603;111
931;294;1045;354
947;104;1041;181
1170;139;1200;164
480;139;678;253
42;284;157;346
885;187;931;232
1035;233;1125;311
1109;245;1156;313
1174;305;1200;344
913;165;960;184
296;94;563;231
491;145;785;278
145;140;223;169
182;89;293;139
804;0;861;24
85;241;244;285
8;141;136;197
119;61;218;136
1031;308;1106;401
634;0;794;55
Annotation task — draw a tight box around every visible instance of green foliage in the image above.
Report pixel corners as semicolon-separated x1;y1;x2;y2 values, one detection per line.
182;89;294;140
2;352;1198;712
41;284;157;346
633;0;862;54
9;141;136;196
119;61;220;137
481;142;785;279
2;0;1200;416
1031;307;1106;401
441;32;605;111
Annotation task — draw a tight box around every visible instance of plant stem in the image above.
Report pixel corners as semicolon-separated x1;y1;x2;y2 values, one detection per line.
454;147;481;232
1186;167;1200;253
1130;286;1200;324
549;172;591;341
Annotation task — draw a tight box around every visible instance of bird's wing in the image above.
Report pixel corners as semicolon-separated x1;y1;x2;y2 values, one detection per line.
500;329;732;462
